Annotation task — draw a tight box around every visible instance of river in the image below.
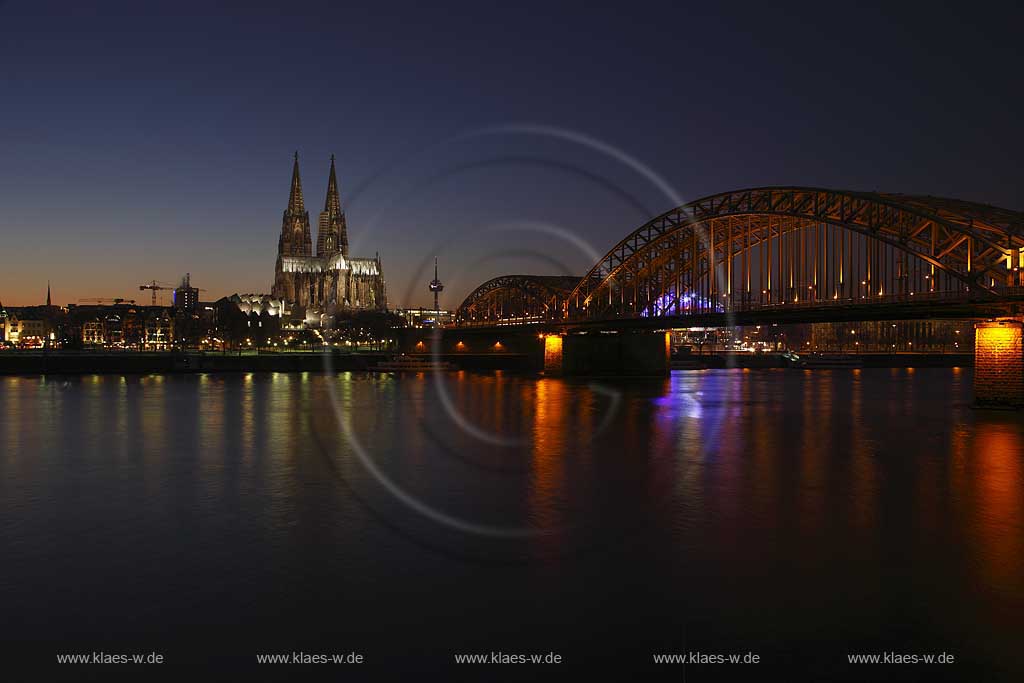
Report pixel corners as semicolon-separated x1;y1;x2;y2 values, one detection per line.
1;368;1021;680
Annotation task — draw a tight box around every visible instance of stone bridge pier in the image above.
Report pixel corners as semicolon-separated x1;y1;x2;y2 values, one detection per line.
543;331;670;377
974;318;1024;408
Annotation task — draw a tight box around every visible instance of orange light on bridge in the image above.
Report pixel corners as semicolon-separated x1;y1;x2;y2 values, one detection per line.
543;334;563;375
975;320;1024;408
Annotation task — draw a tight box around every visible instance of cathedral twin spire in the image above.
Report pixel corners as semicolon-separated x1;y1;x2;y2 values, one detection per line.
325;154;341;216
282;153;348;259
286;152;342;213
318;155;348;258
278;152;312;258
287;151;305;215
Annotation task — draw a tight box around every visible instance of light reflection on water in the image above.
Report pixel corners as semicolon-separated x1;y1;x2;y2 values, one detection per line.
0;368;1021;678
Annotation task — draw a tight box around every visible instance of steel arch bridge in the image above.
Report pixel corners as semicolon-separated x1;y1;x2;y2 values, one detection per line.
454;187;1024;327
569;187;1024;321
456;275;581;327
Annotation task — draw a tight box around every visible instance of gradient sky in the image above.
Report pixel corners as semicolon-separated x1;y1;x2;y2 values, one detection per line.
1;1;1021;307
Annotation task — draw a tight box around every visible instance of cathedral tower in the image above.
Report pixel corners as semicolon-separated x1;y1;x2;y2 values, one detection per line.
317;155;349;258
277;152;312;257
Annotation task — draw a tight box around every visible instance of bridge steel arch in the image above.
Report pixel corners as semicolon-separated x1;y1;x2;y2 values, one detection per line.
566;187;1024;321
456;275;581;327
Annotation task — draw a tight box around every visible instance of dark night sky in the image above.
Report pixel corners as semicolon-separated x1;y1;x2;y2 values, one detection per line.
1;1;1021;307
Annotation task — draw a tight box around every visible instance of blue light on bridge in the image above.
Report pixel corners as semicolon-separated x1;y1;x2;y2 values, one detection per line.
641;291;725;317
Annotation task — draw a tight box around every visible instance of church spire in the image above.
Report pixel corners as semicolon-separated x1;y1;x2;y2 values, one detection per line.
316;154;349;258
46;281;51;307
287;151;305;214
276;152;313;260
324;154;341;215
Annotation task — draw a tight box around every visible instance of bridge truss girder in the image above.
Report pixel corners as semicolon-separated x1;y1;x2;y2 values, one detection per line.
567;187;1024;321
456;275;581;327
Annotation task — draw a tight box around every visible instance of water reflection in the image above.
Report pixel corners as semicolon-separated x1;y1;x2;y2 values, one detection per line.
963;424;1023;598
0;368;1021;675
528;379;568;533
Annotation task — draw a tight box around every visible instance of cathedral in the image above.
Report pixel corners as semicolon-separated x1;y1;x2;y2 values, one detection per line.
271;153;386;311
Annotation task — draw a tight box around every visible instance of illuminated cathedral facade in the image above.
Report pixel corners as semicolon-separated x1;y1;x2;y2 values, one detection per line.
271;153;386;311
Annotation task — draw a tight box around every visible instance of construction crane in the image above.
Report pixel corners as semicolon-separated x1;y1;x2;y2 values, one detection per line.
139;280;174;306
77;297;136;305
